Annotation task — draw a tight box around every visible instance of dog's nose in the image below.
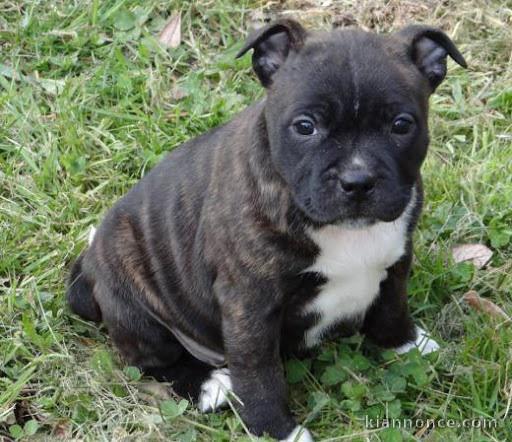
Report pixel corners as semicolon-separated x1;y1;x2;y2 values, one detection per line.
339;169;376;196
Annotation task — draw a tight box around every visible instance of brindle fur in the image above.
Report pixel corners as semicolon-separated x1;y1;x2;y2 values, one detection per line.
67;20;465;439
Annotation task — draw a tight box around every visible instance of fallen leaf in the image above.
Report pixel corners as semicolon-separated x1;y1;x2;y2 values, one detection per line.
158;13;181;48
452;243;493;269
78;337;96;346
462;290;511;322
52;420;72;439
170;85;188;101
138;381;172;401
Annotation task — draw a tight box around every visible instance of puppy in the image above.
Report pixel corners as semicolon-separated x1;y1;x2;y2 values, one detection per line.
67;19;466;441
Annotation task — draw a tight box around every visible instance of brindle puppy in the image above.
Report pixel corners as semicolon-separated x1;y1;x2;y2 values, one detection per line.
67;20;466;441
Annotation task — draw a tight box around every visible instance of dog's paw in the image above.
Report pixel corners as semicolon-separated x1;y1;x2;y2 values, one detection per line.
198;368;232;413
281;425;314;442
394;326;440;356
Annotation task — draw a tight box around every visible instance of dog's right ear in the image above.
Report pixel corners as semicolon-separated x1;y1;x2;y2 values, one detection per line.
236;19;307;87
397;25;467;91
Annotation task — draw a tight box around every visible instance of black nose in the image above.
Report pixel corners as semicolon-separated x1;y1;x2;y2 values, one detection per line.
339;169;376;196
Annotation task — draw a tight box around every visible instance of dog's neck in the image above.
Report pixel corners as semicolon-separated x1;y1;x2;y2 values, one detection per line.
240;101;297;232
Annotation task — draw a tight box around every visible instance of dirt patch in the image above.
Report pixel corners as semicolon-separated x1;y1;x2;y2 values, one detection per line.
250;0;451;31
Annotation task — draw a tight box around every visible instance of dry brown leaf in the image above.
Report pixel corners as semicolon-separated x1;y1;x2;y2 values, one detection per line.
78;337;96;346
138;381;172;400
462;290;511;322
452;243;493;269
52;420;72;439
170;85;188;101
158;13;181;48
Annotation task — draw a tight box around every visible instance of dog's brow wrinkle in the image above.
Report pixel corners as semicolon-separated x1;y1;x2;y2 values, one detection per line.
347;34;360;119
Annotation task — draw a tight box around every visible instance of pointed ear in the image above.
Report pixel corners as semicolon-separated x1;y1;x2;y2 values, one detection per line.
236;19;307;87
397;25;467;91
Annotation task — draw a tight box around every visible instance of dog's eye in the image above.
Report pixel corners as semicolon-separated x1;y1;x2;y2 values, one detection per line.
391;115;415;135
293;119;317;136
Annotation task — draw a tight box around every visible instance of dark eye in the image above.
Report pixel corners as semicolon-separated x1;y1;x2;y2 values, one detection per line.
391;114;415;135
293;118;316;136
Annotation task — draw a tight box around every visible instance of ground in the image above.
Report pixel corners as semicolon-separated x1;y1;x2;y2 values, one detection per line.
0;0;511;440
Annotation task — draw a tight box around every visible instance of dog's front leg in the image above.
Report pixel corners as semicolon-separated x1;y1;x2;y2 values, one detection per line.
216;279;313;442
361;257;439;355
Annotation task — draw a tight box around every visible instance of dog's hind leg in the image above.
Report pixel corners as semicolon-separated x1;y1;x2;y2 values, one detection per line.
66;254;102;322
94;281;231;409
111;312;232;409
145;357;232;412
67;241;232;410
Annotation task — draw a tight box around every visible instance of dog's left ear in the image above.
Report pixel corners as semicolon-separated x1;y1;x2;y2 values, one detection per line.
236;19;307;87
398;25;467;91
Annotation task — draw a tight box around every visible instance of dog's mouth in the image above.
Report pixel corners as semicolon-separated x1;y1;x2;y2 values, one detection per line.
295;187;414;227
333;217;377;229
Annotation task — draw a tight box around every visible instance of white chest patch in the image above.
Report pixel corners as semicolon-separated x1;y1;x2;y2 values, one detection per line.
303;191;416;348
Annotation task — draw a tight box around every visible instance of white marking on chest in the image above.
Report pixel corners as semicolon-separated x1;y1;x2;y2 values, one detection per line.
303;191;416;348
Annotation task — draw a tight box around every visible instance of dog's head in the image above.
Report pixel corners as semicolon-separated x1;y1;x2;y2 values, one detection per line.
237;20;466;225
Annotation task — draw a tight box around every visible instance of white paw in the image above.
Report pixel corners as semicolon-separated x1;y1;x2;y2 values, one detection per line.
394;326;440;355
281;425;314;442
198;368;232;413
88;226;97;245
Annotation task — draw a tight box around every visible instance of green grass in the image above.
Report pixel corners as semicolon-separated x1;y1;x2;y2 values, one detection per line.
1;0;511;440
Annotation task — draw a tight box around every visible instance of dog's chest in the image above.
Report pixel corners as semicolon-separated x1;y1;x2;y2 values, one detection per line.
302;217;410;348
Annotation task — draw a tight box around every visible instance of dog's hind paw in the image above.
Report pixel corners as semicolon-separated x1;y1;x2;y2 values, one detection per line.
281;425;314;442
394;325;440;356
198;368;232;413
